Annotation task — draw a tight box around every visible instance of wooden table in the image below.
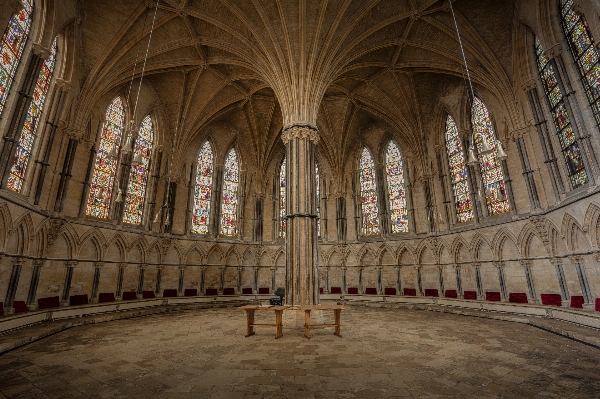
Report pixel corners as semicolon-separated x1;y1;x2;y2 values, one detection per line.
238;305;291;339
299;305;349;339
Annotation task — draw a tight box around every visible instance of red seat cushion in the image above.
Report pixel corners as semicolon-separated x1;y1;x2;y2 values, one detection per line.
509;293;528;304
143;291;155;299
38;296;60;309
463;291;477;300
258;287;269;294
403;288;417;296
330;287;342;294
347;287;359;294
223;288;235;295
444;290;458;298
99;293;115;303
319;287;324;294
0;302;3;316
425;289;439;297
163;289;178;298
13;301;29;313
365;288;377;295
69;294;88;306
206;288;218;296
384;288;397;295
541;293;562;306
596;298;600;312
242;288;253;294
184;289;198;297
571;296;584;309
486;292;501;302
122;292;137;300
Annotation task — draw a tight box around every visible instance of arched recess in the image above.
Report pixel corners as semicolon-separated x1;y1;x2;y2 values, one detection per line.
359;248;377;292
418;245;437;292
583;203;600;249
562;213;591;252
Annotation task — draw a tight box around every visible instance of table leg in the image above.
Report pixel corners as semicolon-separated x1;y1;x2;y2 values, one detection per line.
275;310;283;339
245;310;255;337
304;310;311;339
334;309;341;337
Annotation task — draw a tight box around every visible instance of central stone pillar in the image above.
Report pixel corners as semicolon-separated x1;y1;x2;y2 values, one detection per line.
282;124;320;307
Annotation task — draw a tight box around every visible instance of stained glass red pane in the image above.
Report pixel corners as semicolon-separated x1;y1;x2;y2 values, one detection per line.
316;162;320;238
123;115;153;224
360;147;379;235
385;141;408;233
445;115;474;222
279;158;286;238
192;141;213;234
220;148;239;236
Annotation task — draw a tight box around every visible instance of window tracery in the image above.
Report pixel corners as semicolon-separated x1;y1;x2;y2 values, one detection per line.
220;148;239;236
385;141;409;233
359;147;379;235
279;158;286;238
445;115;474;222
191;141;214;234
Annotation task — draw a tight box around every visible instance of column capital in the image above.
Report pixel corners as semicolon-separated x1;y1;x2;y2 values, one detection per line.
519;260;531;267
544;43;562;60
13;257;27;265
33;259;45;267
56;78;73;93
549;258;562;265
495;261;506;269
253;266;260;271
199;265;207;271
269;266;277;271
237;266;244;272
472;262;481;268
118;262;127;269
139;264;148;269
32;43;52;59
436;264;443;270
178;265;186;271
65;261;78;268
570;255;584;263
218;265;226;270
157;265;165;270
94;261;105;268
281;124;319;144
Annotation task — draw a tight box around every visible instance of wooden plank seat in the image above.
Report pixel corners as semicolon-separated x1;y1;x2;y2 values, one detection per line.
299;305;349;339
238;305;291;339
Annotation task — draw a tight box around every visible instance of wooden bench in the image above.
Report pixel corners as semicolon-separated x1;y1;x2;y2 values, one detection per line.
238;305;291;339
299;305;349;339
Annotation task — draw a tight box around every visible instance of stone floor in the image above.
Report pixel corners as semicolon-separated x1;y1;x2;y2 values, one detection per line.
0;307;599;398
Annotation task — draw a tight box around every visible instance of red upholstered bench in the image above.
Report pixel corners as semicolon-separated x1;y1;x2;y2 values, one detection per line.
541;293;562;306
0;302;3;316
143;291;155;299
184;289;198;297
258;287;269;294
70;294;89;306
38;296;60;309
384;288;397;295
486;292;501;301
571;295;584;309
444;290;458;298
320;287;324;294
365;287;377;295
206;288;218;296
242;288;253;294
347;287;359;294
13;301;29;313
163;289;178;298
330;287;342;294
463;291;477;300
99;293;115;303
223;288;235;295
403;288;417;296
596;298;600;312
509;293;528;303
122;291;137;300
425;289;439;297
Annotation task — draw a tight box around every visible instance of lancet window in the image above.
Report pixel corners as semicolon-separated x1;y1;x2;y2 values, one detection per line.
86;97;126;218
316;162;320;238
220;148;239;236
0;0;33;118
123;115;154;224
359;147;379;235
535;37;588;188
7;36;57;193
560;0;600;125
445;115;474;222
191;141;214;234
385;141;408;233
279;158;286;238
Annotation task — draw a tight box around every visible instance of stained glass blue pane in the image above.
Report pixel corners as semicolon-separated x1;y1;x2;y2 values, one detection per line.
315;162;320;238
191;141;213;234
359;148;379;235
445;115;473;222
220;148;239;236
123;115;153;224
279;158;286;238
385;141;409;233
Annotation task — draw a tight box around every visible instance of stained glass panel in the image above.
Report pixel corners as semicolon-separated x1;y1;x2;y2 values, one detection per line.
359;147;379;235
86;97;126;218
445;115;474;223
316;162;320;238
123;115;153;224
191;141;213;234
279;158;286;238
385;141;408;232
535;37;588;188
220;148;239;236
0;1;33;117
560;0;600;125
471;97;510;216
7;36;57;193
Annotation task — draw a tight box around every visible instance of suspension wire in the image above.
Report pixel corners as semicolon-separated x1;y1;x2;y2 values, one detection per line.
125;7;150;108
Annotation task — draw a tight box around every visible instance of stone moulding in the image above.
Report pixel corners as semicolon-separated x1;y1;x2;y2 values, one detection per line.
281;124;319;144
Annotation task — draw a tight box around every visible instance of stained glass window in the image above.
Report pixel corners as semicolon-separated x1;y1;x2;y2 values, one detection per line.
535;37;588;188
0;0;33;118
191;141;213;234
445;115;474;222
220;148;239;236
316;162;321;238
7;36;57;193
86;97;126;218
279;158;286;238
359;147;379;235
560;0;600;125
122;115;154;224
472;97;510;216
385;141;409;233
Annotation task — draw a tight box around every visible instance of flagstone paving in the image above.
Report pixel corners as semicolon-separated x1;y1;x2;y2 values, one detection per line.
0;306;599;398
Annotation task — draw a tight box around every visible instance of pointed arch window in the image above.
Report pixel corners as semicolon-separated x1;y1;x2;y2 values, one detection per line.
445;115;474;222
385;141;409;233
316;161;321;238
535;37;588;188
472;97;510;216
560;0;600;125
359;147;379;235
86;97;126;218
191;141;214;234
123;115;154;224
220;148;239;236
279;157;286;238
7;36;57;193
0;0;33;118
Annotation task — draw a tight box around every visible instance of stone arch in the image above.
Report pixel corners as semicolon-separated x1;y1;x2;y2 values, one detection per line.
11;212;34;255
493;229;520;261
106;233;128;262
207;244;224;266
451;236;470;264
471;233;493;262
78;234;101;262
397;245;415;265
561;212;590;252
164;244;182;265
186;247;205;265
78;229;106;259
583;202;600;249
0;202;12;251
